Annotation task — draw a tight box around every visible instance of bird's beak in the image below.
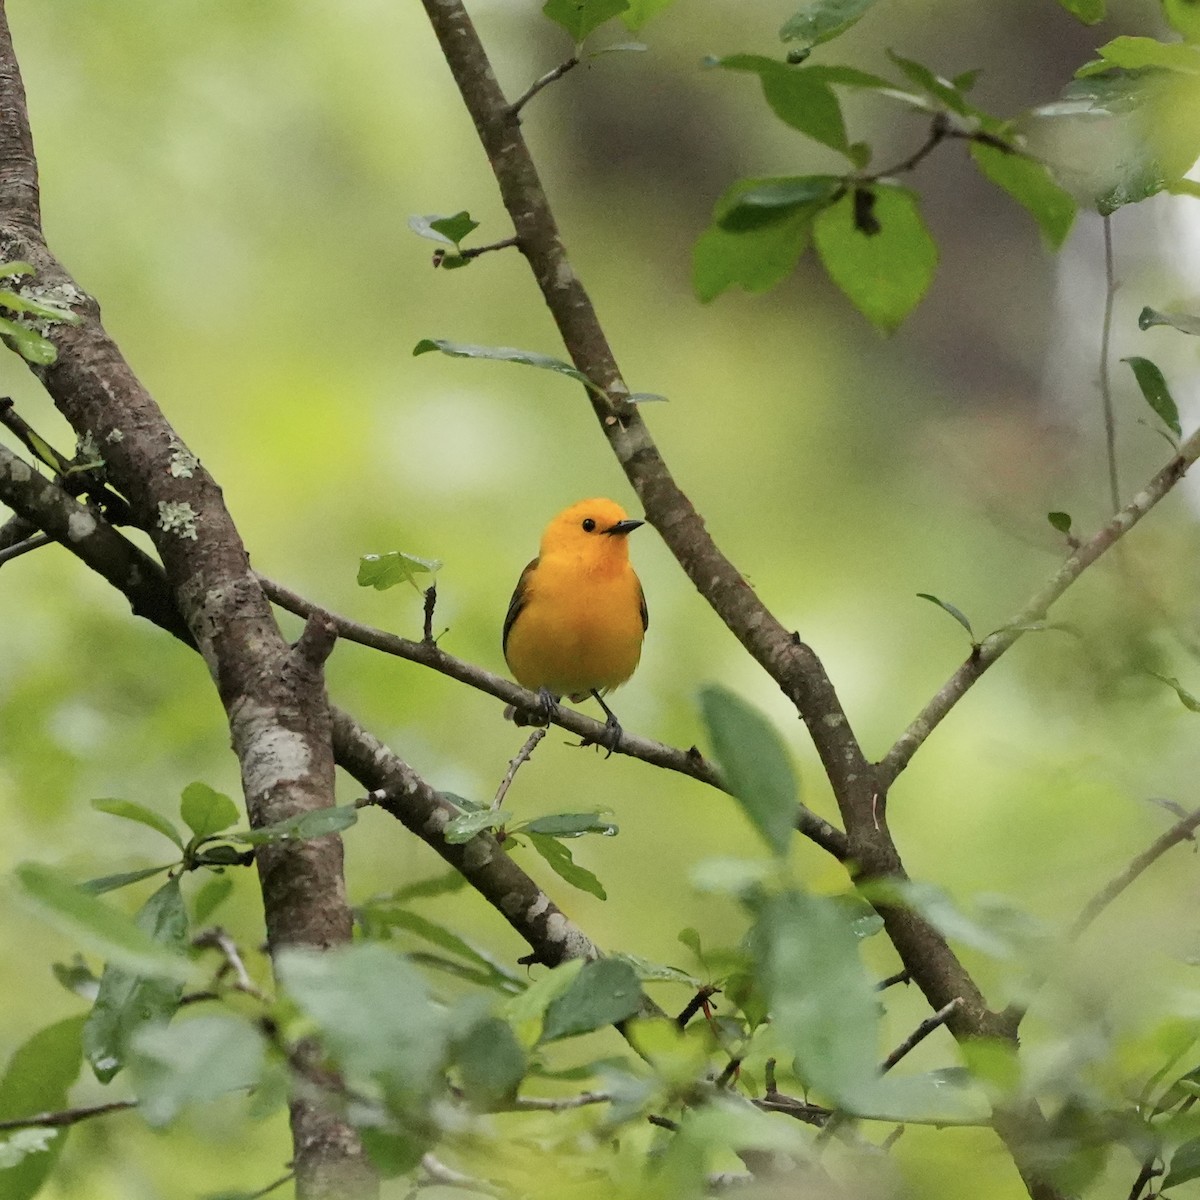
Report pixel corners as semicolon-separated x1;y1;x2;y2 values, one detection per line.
604;518;644;536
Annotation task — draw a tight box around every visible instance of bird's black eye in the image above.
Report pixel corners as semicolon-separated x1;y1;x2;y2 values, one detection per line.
581;518;597;532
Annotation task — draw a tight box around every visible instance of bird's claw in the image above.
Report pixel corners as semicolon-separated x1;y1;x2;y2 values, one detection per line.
598;714;623;759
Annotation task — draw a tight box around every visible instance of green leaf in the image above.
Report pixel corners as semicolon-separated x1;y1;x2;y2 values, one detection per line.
0;315;57;365
504;957;585;1030
278;943;448;1110
382;870;469;903
15;863;190;982
813;184;937;331
916;593;976;640
755;890;879;1107
180;782;240;841
1097;36;1200;75
620;0;676;31
413;338;607;399
693;177;822;302
365;907;523;991
0;261;34;280
778;0;881;53
192;875;234;924
91;797;184;849
52;955;100;1000
542;0;629;43
229;804;358;846
0;289;81;324
1047;511;1073;534
541;957;641;1041
80;864;174;895
1152;672;1200;713
130;1014;265;1126
1056;0;1104;21
1139;306;1200;336
1165;1137;1200;1187
1164;0;1200;41
716;175;842;232
407;211;478;247
612;952;702;987
1123;356;1181;438
357;550;442;592
698;685;797;858
0;1017;85;1200
969;144;1076;248
456;1017;526;1109
443;808;509;845
515;811;617;837
83;877;189;1083
886;51;975;117
709;56;848;152
526;833;607;900
864;878;1014;958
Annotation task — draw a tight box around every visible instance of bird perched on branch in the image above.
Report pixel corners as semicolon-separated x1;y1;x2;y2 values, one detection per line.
503;497;647;755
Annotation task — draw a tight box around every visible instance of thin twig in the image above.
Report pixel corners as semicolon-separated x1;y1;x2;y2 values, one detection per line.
418;1153;505;1196
509;56;581;117
0;529;50;566
492;727;546;810
458;236;520;262
192;928;269;1002
1068;806;1200;941
875;969;911;992
422;583;437;643
880;998;962;1073
506;1091;611;1112
647;1113;680;1132
1099;213;1121;513
880;424;1200;785
0;1100;136;1132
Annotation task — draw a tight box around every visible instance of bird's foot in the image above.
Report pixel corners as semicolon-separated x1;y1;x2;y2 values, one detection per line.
596;713;623;759
506;687;559;729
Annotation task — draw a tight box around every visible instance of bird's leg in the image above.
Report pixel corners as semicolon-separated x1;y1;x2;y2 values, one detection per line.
589;689;623;758
535;686;559;727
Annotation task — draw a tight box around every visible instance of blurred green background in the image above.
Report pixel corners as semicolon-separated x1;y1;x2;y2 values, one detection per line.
3;0;1200;1195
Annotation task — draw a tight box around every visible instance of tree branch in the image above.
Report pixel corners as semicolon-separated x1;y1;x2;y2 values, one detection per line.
0;1100;136;1133
879;424;1200;786
258;573;848;859
0;6;371;1192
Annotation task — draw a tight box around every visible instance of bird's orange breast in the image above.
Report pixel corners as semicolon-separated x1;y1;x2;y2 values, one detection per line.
504;555;645;700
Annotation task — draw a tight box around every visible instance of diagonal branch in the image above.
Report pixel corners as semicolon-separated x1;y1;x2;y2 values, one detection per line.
259;574;849;859
879;424;1200;787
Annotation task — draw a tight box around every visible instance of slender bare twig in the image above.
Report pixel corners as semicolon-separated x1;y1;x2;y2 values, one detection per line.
876;969;911;992
0;528;49;565
458;236;520;261
880;998;962;1073
1068;806;1200;941
192;928;269;1002
509;56;580;116
506;1091;611;1112
422;584;437;643
880;423;1200;786
1099;213;1120;513
0;1100;136;1132
492;728;546;811
417;1154;505;1196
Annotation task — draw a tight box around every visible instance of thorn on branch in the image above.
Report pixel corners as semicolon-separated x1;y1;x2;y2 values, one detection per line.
508;56;581;119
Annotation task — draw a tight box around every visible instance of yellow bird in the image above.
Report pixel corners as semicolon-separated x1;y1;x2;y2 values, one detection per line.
503;498;647;754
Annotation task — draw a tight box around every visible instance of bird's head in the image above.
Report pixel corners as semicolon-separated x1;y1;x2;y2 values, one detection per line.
540;497;644;562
